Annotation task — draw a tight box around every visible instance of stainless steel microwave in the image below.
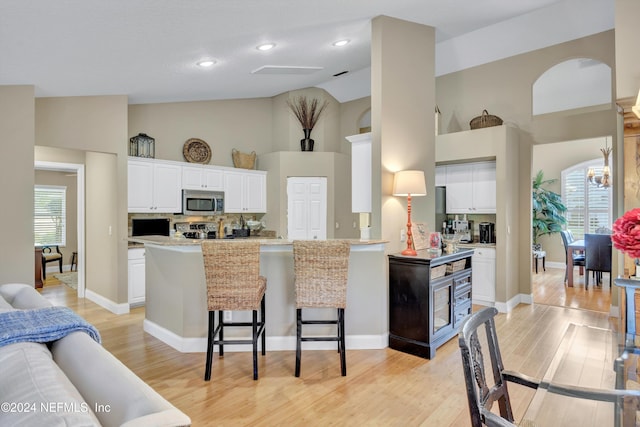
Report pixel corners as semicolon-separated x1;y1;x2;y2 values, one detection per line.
182;190;224;215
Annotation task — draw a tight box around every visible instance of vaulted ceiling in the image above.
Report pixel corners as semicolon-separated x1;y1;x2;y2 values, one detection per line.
0;0;613;104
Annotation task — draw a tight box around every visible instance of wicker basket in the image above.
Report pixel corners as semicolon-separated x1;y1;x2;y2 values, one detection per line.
446;259;467;274
431;264;447;279
470;110;503;130
232;148;257;170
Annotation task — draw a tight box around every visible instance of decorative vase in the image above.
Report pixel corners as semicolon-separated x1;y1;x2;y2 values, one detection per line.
300;128;314;152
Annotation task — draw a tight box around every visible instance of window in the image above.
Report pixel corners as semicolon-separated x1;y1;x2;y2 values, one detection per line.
34;185;66;246
561;160;612;240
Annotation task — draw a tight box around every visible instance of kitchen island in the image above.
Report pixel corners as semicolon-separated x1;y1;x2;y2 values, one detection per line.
128;236;387;353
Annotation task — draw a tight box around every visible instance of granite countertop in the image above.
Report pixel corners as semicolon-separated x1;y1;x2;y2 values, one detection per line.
127;235;388;247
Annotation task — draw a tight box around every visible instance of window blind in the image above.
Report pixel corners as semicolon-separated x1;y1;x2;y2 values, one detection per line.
561;160;611;240
34;185;66;246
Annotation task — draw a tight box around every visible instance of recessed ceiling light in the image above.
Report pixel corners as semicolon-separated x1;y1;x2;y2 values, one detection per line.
256;43;276;51
197;59;216;67
333;39;350;47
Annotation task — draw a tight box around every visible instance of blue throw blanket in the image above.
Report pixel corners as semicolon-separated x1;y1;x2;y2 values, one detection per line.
0;306;101;347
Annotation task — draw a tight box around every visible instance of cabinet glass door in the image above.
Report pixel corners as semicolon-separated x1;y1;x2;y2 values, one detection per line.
433;280;452;335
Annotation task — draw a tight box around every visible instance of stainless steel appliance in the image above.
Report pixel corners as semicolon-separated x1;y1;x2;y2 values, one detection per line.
175;222;218;239
182;190;224;216
479;222;495;244
131;218;170;237
454;219;474;243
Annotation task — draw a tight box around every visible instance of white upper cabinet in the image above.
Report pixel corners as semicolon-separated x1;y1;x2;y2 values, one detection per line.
471;161;497;213
182;165;223;191
345;132;372;213
223;169;267;213
443;161;496;214
128;158;182;213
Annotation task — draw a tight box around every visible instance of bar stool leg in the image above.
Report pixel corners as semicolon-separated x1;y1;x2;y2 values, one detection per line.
339;308;346;376
295;308;302;377
261;295;266;356
218;310;224;357
204;311;215;381
252;309;258;380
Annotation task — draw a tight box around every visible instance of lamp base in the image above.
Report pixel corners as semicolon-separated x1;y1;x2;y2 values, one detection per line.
401;247;417;256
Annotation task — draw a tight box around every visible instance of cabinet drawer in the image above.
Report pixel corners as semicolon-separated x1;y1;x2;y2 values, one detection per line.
455;286;472;306
454;272;471;289
455;302;472;325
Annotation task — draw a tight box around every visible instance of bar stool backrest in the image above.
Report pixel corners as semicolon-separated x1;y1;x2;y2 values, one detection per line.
202;240;262;311
293;240;350;309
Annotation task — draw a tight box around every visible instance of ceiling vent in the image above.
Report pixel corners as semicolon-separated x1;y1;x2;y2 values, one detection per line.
251;65;323;75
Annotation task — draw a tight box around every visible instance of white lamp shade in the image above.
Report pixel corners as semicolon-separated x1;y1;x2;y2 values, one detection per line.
393;170;427;196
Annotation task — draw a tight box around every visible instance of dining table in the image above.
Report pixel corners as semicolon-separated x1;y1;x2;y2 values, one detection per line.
566;238;585;287
521;323;640;427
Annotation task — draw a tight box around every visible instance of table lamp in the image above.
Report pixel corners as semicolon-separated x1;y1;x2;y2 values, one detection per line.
393;170;427;256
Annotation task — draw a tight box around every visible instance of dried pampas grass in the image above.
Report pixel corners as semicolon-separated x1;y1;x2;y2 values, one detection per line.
286;96;328;130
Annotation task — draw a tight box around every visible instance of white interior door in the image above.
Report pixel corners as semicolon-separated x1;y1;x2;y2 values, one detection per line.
287;177;327;240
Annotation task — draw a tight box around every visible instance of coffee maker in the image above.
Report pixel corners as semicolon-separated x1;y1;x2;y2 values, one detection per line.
453;219;474;243
479;222;495;244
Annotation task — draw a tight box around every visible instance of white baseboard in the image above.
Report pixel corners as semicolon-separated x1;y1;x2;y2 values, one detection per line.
44;264;73;275
143;319;388;353
544;261;565;270
495;293;533;313
85;289;130;315
472;298;495;308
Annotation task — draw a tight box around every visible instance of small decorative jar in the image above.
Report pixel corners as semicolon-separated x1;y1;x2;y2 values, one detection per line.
129;133;155;158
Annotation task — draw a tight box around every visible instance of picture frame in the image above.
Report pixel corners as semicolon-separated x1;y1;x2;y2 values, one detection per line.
412;222;429;250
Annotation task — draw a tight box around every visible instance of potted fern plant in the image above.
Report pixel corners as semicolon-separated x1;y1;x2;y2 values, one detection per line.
532;170;567;250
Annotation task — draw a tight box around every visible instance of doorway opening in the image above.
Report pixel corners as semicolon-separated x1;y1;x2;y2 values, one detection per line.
35;161;85;298
531;138;613;313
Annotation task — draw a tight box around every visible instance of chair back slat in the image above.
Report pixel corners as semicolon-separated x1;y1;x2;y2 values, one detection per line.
458;307;515;427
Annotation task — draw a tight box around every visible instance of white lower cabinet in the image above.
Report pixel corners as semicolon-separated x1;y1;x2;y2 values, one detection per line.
128;247;145;306
472;247;496;306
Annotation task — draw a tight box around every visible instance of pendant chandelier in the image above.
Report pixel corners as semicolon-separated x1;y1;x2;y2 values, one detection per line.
587;137;612;188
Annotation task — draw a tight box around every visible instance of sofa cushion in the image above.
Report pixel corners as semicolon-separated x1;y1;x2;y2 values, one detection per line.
0;284;53;309
0;342;101;426
0;295;15;313
52;332;191;427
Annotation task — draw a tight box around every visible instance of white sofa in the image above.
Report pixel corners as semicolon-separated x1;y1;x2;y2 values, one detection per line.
0;283;191;427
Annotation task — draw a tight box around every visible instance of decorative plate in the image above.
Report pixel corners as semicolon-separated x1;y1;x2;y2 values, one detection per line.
183;138;212;164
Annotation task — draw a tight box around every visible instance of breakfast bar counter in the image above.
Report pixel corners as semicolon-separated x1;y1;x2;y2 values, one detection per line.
129;237;388;353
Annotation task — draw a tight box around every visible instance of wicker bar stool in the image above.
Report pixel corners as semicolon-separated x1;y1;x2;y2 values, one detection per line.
201;240;266;381
293;240;351;377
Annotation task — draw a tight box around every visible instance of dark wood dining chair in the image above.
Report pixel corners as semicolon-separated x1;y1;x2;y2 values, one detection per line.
458;307;540;426
41;245;63;280
585;233;612;289
458;307;640;427
560;230;585;282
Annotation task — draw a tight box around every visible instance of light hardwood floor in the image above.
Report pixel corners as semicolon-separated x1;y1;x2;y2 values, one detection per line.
531;266;611;313
40;278;614;426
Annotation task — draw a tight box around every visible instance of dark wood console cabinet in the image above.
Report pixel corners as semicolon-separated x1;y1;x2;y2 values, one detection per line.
388;249;474;359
